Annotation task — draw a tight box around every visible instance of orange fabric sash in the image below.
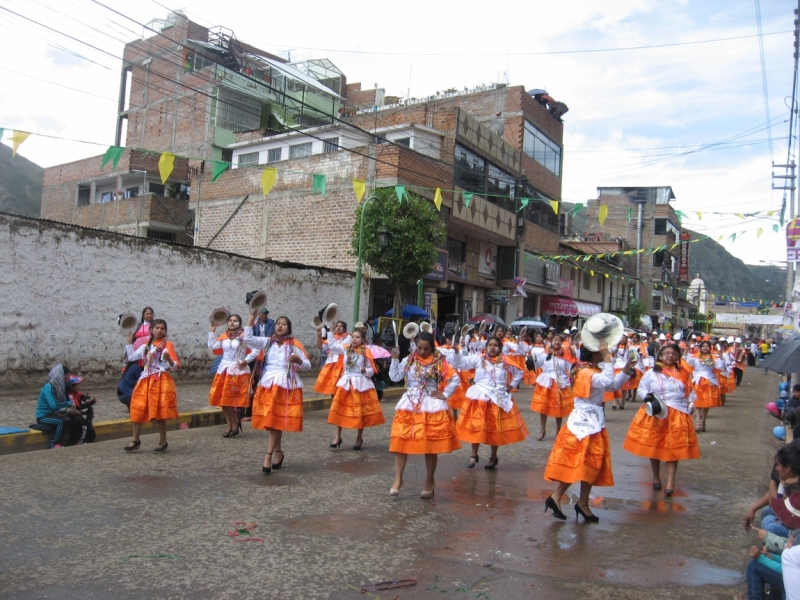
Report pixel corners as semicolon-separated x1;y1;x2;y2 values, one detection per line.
572;366;600;398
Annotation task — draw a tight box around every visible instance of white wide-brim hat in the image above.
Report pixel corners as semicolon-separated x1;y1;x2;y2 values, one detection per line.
644;394;669;420
579;313;624;352
118;311;138;335
210;307;231;326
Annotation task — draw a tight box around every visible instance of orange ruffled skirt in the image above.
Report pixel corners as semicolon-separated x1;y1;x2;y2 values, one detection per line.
622;369;642;391
313;362;342;395
327;386;386;429
448;374;470;410
456;399;529;446
523;368;537;386
130;374;178;423
252;384;303;431
209;372;252;408
693;378;722;408
603;369;623;401
720;373;736;395
544;427;613;487
623;406;700;461
389;408;461;454
530;383;573;418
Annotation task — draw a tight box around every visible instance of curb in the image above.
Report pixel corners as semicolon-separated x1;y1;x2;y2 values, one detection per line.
0;386;406;455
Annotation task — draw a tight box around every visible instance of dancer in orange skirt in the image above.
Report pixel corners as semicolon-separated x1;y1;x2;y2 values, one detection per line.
208;314;257;438
606;335;632;410
685;340;723;432
717;339;736;402
245;314;311;474
435;326;469;417
123;319;179;453
544;314;633;523
388;332;461;499
623;334;644;402
531;333;575;441
452;337;528;469
327;329;385;450
522;331;540;386
313;321;351;395
623;343;700;496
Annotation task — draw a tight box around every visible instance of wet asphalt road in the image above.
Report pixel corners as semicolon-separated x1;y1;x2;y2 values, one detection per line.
0;370;780;599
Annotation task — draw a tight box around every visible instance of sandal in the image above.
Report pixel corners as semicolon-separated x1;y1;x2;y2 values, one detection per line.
153;442;169;453
123;440;141;452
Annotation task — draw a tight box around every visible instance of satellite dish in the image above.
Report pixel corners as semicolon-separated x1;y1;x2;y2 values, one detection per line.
489;121;505;137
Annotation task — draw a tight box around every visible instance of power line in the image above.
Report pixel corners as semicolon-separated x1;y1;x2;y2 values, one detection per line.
754;0;774;163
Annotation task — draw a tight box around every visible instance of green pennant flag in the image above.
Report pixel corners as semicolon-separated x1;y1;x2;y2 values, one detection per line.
517;197;530;212
627;206;632;223
313;174;327;196
463;191;474;207
773;224;780;233
570;203;583;217
101;146;125;171
395;185;407;203
211;160;229;182
0;128;4;140
728;232;737;242
675;210;686;223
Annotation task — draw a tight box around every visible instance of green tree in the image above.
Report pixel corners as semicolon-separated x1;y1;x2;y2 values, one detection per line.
627;299;648;329
351;187;446;316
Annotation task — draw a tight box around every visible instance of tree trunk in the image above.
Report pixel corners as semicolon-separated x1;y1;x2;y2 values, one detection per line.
393;284;404;322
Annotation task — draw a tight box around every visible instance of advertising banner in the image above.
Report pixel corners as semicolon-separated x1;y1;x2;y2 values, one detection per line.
678;231;691;284
425;250;448;281
479;241;497;276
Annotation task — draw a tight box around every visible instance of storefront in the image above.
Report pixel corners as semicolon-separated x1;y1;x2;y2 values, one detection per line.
540;296;602;331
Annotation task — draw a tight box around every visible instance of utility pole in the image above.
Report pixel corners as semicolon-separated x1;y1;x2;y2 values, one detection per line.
774;162;796;326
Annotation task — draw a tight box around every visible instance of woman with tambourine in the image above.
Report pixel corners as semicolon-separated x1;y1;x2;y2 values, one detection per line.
326;328;385;450
543;314;633;523
117;307;155;408
208;312;258;438
623;343;700;497
684;340;724;432
530;332;576;441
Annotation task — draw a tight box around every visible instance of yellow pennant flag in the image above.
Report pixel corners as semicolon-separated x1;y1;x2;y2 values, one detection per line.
549;200;559;214
767;210;776;216
261;168;277;196
696;211;702;220
10;130;30;157
590;270;595;276
158;152;175;184
717;235;724;241
598;204;608;226
352;179;366;202
757;227;764;238
433;187;442;211
735;213;745;219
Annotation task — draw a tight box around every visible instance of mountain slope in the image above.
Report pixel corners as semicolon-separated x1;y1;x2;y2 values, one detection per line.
0;143;42;217
686;230;784;302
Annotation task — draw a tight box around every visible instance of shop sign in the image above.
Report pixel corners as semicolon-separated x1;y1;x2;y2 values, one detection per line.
486;290;509;304
425;250;448;282
558;278;573;298
479;241;497;277
678;231;691;284
447;260;466;280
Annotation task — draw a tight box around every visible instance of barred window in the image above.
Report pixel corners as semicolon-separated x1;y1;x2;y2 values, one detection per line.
289;142;312;159
323;137;339;153
267;148;282;163
237;152;259;167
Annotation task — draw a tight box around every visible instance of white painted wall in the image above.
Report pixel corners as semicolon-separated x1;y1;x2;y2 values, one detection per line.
0;213;365;386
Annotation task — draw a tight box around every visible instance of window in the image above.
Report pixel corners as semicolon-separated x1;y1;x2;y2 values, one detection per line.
447;238;464;263
323;137;340;153
486;164;515;212
394;137;411;147
100;192;113;203
654;218;667;235
184;51;214;72
652;292;662;311
521;183;559;234
124;186;139;199
237;152;259;167
267;148;282;163
147;229;177;242
215;87;261;132
289;142;312;159
582;271;590;290
454;144;486;194
653;249;667;267
77;185;91;206
523;121;561;176
149;183;166;196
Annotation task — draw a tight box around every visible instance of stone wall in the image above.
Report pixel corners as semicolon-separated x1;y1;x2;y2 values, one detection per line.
0;212;364;387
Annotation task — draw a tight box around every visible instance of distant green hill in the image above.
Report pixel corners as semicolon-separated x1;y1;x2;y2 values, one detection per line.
0;143;42;217
686;230;785;302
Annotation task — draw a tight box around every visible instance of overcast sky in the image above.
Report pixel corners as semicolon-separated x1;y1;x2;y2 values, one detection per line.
0;0;796;269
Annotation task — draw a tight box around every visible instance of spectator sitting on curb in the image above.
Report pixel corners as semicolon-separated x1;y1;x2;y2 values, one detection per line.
744;442;800;535
65;375;97;445
36;364;80;448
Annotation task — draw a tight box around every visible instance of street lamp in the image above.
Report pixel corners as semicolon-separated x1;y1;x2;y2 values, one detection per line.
353;195;390;323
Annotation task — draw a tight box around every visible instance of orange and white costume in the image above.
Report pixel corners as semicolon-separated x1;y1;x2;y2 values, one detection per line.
451;353;529;446
603;346;630;402
244;327;311;431
530;350;575;418
623;366;700;462
436;343;469;410
125;339;180;423
685;354;723;408
208;331;257;409
313;331;351;395
326;341;385;430
388;352;461;454
544;362;629;487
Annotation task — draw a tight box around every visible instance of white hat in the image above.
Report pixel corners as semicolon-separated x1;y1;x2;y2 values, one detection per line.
691;334;697;339
354;321;366;329
727;336;734;343
658;333;666;341
209;307;231;327
118;311;138;336
564;329;570;335
579;313;624;352
674;332;682;340
644;394;668;420
735;337;742;343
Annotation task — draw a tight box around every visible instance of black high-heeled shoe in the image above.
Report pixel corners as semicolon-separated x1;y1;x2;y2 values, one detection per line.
223;430;232;438
230;422;240;437
329;439;342;448
262;452;272;475
664;488;674;497
123;440;141;452
352;441;363;451
575;504;599;523
467;455;479;468
544;496;567;520
484;457;499;470
272;450;284;470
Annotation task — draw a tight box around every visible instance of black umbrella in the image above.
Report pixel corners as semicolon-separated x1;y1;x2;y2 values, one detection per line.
760;334;800;373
